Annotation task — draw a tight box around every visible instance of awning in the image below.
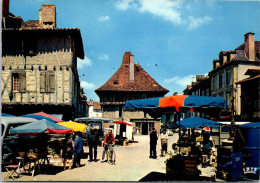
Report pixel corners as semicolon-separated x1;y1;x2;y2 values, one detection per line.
239;122;260;128
113;120;132;126
125;95;226;112
10;119;73;134
177;116;219;128
58;121;88;132
21;112;64;123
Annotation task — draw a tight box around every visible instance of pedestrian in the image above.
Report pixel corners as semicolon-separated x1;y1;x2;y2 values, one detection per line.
73;132;84;168
160;129;168;157
102;130;115;162
87;128;99;162
149;128;158;159
62;133;74;170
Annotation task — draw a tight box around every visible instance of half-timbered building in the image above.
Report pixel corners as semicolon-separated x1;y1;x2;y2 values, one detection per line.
95;52;169;135
1;3;85;120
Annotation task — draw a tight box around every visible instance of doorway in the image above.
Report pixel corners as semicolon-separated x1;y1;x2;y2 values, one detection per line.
142;123;148;135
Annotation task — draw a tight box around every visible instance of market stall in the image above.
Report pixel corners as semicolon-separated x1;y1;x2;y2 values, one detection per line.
9;119;73;176
58;121;88;132
21;112;63;123
113;120;133;145
125;95;226;179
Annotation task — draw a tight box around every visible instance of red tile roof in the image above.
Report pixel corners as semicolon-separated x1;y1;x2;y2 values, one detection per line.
87;101;101;110
95;52;169;93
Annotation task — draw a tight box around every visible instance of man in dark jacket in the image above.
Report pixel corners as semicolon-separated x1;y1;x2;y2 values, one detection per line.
73;133;84;168
87;128;99;162
150;128;158;159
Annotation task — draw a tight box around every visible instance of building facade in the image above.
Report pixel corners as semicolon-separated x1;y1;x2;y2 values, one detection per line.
95;52;169;135
87;100;102;118
236;69;260;121
1;3;85;120
209;33;260;118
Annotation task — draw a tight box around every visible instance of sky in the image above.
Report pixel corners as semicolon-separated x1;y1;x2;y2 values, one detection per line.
9;0;260;101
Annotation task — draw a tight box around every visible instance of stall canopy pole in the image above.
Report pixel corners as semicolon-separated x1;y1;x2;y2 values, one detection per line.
178;111;181;155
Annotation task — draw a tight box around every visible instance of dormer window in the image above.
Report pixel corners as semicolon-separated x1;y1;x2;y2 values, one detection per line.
43;22;53;25
113;80;118;85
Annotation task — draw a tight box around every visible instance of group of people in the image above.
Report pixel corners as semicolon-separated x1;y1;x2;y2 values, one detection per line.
61;129;115;170
86;128;115;163
149;128;169;159
61;132;84;170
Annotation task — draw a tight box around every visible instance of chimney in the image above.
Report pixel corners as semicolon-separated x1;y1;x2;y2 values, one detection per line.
223;54;227;65
213;59;220;69
129;55;135;81
2;0;9;18
244;32;255;61
39;4;56;28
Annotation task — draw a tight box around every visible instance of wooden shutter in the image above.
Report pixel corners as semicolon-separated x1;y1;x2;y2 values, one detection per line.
19;72;26;93
40;72;46;92
48;71;55;92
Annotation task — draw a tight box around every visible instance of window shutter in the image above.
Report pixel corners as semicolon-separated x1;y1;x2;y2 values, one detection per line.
40;72;46;92
48;71;55;92
19;72;26;92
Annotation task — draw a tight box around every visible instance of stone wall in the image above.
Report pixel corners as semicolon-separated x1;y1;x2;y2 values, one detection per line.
1;34;79;111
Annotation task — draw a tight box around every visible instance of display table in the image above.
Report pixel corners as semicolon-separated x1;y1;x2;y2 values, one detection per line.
166;155;200;178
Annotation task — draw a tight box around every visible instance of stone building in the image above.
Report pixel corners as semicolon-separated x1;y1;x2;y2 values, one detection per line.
183;75;210;96
1;2;86;120
87;100;102;118
209;32;260;119
183;75;211;119
95;52;169;135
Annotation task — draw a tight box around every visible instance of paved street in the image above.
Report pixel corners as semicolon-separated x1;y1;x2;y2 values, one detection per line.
2;134;216;182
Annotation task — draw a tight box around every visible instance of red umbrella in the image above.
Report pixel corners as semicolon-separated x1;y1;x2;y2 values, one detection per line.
21;112;64;122
113;120;132;126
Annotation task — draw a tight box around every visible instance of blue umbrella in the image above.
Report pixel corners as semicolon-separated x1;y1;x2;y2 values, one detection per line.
2;113;15;117
177;116;219;128
10;119;73;134
168;122;185;129
239;122;260;128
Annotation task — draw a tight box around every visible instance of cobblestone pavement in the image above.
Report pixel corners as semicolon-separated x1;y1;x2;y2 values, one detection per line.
1;134;221;182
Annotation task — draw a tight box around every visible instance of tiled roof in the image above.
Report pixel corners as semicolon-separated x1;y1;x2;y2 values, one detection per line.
95;52;169;94
234;41;260;61
233;50;248;61
88;101;101;110
235;41;260;52
22;20;39;29
236;75;260;84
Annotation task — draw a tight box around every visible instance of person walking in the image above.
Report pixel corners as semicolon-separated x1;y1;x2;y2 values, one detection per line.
62;133;74;170
102;130;115;162
160;129;168;157
87;128;99;162
149;128;158;159
73;132;84;168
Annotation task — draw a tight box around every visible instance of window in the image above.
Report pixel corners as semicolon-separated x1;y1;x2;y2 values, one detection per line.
206;89;209;96
12;71;26;92
219;74;223;88
226;70;231;86
212;76;217;90
226;92;231;108
40;71;55;93
24;37;37;56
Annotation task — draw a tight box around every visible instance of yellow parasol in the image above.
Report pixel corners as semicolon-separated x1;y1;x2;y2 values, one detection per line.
58;121;88;132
